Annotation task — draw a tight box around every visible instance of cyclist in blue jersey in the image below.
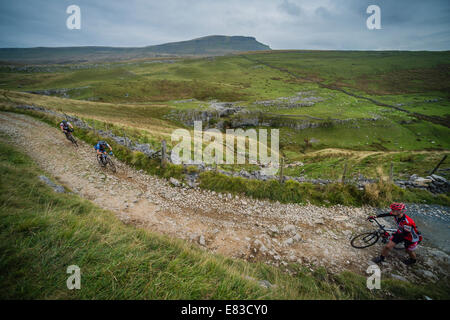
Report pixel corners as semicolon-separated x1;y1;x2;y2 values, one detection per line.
95;141;113;166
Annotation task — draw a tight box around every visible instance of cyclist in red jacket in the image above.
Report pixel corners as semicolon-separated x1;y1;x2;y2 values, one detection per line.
369;203;422;265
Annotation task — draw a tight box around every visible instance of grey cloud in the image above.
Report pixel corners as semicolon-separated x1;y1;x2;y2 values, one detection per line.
0;0;448;50
315;7;332;19
278;0;302;16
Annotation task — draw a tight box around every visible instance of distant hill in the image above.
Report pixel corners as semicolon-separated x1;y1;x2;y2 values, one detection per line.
144;35;270;55
0;35;271;64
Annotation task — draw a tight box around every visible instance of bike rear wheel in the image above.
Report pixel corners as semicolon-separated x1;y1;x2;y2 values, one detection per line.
351;232;379;249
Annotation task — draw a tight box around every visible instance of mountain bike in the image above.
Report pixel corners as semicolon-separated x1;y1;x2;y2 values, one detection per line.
64;128;78;147
97;152;116;173
350;217;405;250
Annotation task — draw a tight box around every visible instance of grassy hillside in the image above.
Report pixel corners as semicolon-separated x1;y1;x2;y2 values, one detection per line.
244;50;450;95
1;135;448;299
0;49;449;190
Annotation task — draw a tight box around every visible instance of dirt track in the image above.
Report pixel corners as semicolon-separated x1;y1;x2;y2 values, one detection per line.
0;111;448;282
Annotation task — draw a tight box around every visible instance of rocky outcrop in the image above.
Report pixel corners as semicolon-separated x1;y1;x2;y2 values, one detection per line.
24;86;91;98
395;174;449;194
167;99;382;131
253;91;324;109
38;175;66;193
164;101;242;128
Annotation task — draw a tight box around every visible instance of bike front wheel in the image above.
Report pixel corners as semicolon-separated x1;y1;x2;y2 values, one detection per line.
68;133;78;147
351;232;379;249
106;157;116;173
97;155;106;167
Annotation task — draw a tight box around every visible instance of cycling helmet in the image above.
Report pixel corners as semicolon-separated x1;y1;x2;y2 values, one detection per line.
62;120;67;124
390;203;405;211
99;141;106;146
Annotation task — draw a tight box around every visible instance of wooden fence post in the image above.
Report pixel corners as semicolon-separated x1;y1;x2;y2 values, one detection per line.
161;140;167;168
341;161;348;184
279;157;284;184
389;162;394;182
123;129;128;148
429;155;447;176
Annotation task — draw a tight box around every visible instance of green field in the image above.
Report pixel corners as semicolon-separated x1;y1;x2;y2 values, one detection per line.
1;50;449;185
244;51;450;95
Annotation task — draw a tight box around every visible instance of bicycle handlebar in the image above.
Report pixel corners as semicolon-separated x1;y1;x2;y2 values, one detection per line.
368;217;386;231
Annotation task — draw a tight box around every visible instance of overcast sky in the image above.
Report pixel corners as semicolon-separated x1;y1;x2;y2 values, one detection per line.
0;0;449;50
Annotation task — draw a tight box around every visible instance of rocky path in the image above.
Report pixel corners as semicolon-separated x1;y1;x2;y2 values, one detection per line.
0;111;448;283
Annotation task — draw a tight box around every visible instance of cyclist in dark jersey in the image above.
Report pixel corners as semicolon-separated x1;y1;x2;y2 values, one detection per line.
369;203;422;265
60;120;74;140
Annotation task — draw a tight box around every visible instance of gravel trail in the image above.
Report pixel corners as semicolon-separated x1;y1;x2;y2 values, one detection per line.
0;111;448;283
